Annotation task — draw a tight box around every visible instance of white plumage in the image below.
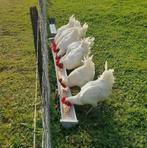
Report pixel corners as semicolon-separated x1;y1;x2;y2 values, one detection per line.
60;55;95;88
66;61;114;107
56;22;81;46
57;23;88;57
60;37;95;70
54;15;81;44
65;40;82;55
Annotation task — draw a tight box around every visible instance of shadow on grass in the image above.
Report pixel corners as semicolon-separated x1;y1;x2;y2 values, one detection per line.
76;103;123;147
58;103;124;148
30;6;42;91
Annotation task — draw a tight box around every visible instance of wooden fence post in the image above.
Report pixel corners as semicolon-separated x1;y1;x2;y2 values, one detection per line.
38;0;52;147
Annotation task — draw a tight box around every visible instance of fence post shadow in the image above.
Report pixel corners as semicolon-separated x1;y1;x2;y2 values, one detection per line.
30;6;42;92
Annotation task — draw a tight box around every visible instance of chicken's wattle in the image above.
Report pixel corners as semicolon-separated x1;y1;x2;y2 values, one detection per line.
55;55;61;60
56;58;63;69
57;63;63;69
51;40;57;53
61;96;72;107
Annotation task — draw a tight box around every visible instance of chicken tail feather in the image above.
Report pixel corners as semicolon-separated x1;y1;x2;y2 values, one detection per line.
105;60;108;70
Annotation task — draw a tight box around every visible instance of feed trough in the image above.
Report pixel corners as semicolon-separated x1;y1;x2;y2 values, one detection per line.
48;18;78;128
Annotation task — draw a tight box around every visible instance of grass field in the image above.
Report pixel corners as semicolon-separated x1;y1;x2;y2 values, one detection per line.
0;0;43;147
0;0;146;147
47;0;147;148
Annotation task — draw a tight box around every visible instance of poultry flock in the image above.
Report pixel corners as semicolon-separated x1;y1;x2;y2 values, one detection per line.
52;15;115;113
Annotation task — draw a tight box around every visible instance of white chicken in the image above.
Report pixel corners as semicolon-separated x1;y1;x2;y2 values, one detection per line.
63;61;114;107
58;37;95;70
56;21;81;46
57;23;88;57
65;40;82;55
54;15;81;44
59;55;95;88
65;37;94;56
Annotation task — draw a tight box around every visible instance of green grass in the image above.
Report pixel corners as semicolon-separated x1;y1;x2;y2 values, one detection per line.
47;0;147;147
0;0;146;147
0;0;42;147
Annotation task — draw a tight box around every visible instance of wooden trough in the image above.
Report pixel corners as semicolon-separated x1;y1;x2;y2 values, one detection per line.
48;18;78;128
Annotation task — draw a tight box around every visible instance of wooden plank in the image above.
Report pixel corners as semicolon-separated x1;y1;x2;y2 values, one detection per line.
38;0;52;148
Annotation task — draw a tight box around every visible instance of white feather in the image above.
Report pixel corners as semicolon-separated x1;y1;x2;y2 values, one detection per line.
60;37;94;70
63;55;95;87
66;61;115;107
55;15;75;43
55;16;81;44
57;23;89;57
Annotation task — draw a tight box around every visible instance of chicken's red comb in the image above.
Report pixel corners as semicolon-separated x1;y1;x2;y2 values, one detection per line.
55;55;61;60
51;40;57;53
56;58;60;65
55;55;63;69
57;63;63;69
61;96;72;107
61;96;66;104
